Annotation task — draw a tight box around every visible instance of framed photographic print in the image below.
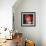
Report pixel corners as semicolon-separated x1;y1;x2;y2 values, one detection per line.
21;12;36;27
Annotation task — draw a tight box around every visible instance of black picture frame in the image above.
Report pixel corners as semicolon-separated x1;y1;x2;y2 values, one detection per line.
21;12;36;27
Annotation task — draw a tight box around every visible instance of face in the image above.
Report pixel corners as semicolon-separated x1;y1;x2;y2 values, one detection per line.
25;16;32;22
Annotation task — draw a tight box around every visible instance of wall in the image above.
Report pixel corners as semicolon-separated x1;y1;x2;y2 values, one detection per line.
0;0;16;29
13;0;41;46
40;0;46;46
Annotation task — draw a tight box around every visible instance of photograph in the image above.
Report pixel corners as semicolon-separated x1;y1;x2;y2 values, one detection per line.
21;12;36;27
